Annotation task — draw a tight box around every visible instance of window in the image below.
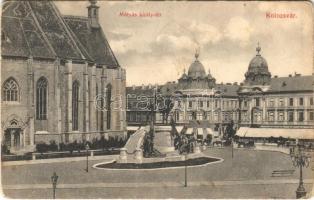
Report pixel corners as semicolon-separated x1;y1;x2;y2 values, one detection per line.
288;111;294;122
189;101;192;108
207;101;210;107
298;112;304;122
279;98;284;107
2;77;19;101
310;112;314;121
299;98;304;106
268;111;274;121
289;98;294;106
72;81;79;130
203;111;207;120
215;99;218;108
278;111;284;121
36;77;48;120
243;112;247;121
244;100;248;107
255;98;260;107
106;84;112;129
178;100;181;108
199;101;203;108
269;99;275;107
310;97;313;106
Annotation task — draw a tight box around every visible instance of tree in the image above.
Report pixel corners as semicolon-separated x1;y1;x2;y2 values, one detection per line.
225;120;235;139
158;97;174;124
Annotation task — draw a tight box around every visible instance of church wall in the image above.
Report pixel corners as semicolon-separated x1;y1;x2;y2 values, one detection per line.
32;60;56;133
72;62;85;133
1;59;30;147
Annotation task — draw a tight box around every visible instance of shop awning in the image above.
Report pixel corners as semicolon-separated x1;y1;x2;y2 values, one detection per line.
197;128;205;135
176;126;184;133
186;128;194;135
236;127;314;140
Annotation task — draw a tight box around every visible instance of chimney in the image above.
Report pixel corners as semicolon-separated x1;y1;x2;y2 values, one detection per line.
141;84;145;89
87;0;100;28
148;84;152;89
294;73;301;77
132;85;135;90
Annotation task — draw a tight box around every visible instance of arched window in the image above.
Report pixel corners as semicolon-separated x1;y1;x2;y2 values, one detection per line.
72;81;80;131
2;77;19;102
96;83;99;130
106;84;112;129
36;77;48;120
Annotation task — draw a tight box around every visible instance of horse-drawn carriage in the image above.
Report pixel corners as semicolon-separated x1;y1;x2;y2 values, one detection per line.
237;138;255;148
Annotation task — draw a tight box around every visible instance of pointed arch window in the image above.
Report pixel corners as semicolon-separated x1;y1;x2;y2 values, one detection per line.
72;81;80;131
36;77;48;120
106;84;112;129
3;77;19;102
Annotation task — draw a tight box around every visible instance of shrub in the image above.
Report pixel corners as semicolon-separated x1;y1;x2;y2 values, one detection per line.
1;144;10;155
49;140;58;152
36;142;49;154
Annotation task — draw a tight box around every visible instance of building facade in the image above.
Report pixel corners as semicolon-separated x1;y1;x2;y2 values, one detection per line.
126;46;314;131
1;1;126;153
238;45;314;129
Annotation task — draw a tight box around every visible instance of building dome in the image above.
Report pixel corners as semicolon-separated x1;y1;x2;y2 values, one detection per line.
245;44;271;85
187;52;206;78
180;69;188;79
247;46;269;74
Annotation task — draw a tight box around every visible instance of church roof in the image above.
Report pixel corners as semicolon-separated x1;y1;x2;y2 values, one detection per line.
64;16;120;67
1;1;119;67
1;1;56;59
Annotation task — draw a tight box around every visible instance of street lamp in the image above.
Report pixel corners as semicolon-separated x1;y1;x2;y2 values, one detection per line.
86;144;90;172
184;152;188;187
51;172;58;199
290;143;310;199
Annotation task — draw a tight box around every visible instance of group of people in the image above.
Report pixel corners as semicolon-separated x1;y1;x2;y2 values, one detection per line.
172;125;199;154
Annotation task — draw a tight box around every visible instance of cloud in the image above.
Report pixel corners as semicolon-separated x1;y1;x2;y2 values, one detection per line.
188;21;222;45
107;31;132;41
224;17;253;46
155;34;195;51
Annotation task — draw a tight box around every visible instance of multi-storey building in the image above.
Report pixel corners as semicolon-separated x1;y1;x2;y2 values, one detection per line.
238;45;313;129
126;52;240;130
1;0;126;153
126;45;314;132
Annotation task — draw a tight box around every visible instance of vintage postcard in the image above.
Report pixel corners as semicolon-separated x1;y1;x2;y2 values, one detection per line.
1;0;313;199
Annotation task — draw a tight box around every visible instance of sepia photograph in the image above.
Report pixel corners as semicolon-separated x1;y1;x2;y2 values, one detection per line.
1;0;314;199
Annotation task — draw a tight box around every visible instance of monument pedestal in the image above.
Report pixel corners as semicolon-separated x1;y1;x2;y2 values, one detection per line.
118;148;127;163
194;145;201;154
134;148;143;163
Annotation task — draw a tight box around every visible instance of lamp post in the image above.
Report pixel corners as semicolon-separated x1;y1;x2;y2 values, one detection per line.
86;144;90;172
290;143;310;199
51;172;58;199
231;137;234;158
184;152;188;187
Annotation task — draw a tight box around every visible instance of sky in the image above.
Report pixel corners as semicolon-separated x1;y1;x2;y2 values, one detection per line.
56;1;313;86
